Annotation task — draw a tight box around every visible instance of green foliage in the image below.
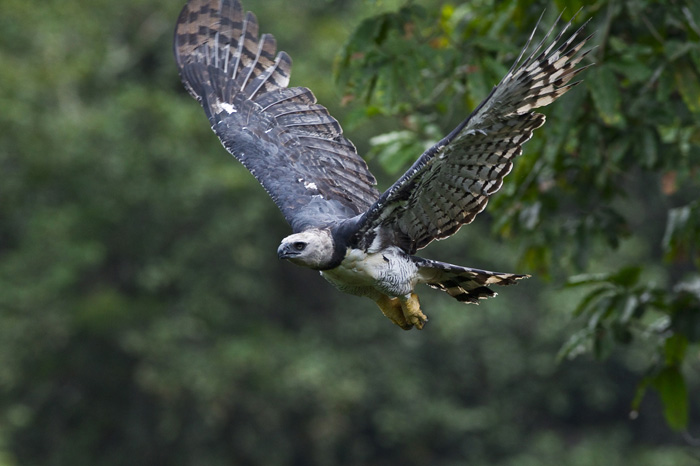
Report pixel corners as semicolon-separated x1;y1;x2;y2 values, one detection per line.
1;0;699;465
336;0;700;434
664;201;700;267
561;268;699;430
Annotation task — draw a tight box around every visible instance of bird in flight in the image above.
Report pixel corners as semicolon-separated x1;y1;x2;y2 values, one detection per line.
174;0;591;330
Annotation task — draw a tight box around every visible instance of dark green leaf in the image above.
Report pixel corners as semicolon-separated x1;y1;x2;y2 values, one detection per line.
586;65;624;127
637;128;658;168
557;327;594;361
664;40;695;61
609;266;642;288
664;334;688;366
618;294;640;324
652;366;689;431
566;273;613;287
662;205;690;251
674;61;700;114
630;376;650;415
572;286;614;317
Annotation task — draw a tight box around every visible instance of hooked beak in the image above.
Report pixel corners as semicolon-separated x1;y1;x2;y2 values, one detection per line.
277;243;298;260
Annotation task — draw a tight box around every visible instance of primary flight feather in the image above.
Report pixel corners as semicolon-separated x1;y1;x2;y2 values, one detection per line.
174;0;592;330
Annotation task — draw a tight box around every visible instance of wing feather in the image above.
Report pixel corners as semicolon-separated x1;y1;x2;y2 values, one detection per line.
353;15;592;253
174;0;379;231
255;87;317;111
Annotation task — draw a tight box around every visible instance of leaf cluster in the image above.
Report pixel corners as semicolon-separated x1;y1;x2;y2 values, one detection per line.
336;0;700;431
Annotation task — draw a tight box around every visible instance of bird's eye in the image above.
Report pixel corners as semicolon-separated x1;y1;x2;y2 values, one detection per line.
293;242;306;251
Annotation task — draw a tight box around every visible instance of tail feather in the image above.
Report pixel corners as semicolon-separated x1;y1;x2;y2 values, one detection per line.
413;257;529;304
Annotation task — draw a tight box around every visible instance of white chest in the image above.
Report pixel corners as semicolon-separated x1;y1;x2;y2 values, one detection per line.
321;247;417;298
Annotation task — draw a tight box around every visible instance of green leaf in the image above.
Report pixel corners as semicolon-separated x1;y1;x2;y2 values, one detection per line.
637;128;658;168
608;266;642;288
664;334;688;366
567;266;641;289
557;327;594;361
651;366;689;431
571;286;614;317
662;205;691;251
674;61;700;114
566;272;612;287
592;322;614;360
664;40;695;61
586;65;624;127
588;296;615;330
630;376;650;415
662;202;700;265
618;294;640;324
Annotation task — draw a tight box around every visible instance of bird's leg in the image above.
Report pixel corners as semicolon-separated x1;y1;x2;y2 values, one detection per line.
375;295;413;330
399;293;428;330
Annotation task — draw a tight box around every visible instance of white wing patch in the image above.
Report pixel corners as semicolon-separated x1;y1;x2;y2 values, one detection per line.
213;101;237;114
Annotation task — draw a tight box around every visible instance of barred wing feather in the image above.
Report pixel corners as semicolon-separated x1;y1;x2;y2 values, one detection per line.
355;15;593;253
174;0;379;232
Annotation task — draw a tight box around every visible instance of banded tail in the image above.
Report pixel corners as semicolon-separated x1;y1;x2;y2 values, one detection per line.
413;257;529;304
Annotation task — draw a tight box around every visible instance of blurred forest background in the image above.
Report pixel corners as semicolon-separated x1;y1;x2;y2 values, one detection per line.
1;0;699;464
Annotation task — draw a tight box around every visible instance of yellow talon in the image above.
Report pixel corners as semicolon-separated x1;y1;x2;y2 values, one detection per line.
375;293;428;330
375;295;413;330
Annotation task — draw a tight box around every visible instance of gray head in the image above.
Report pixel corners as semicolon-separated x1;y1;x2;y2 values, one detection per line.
277;229;335;270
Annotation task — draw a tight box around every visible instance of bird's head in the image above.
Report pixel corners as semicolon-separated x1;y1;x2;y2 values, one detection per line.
277;229;335;270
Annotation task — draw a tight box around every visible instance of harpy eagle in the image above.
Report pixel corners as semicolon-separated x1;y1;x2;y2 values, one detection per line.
174;0;591;330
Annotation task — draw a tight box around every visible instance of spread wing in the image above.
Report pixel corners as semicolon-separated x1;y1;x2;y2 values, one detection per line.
353;15;593;253
174;0;379;232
